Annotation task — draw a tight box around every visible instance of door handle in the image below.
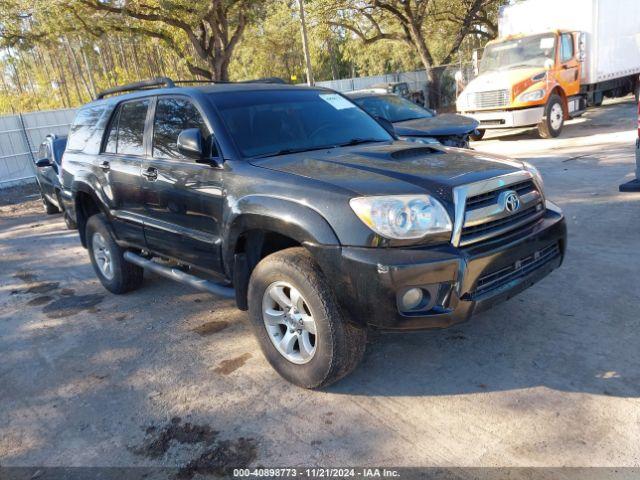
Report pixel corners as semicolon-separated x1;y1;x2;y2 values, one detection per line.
99;160;110;171
141;167;158;181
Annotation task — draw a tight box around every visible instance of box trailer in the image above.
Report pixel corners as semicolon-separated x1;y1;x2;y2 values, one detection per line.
457;0;640;139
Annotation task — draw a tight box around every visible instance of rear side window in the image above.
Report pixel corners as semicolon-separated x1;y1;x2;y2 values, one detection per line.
153;97;209;160
103;99;150;156
67;106;108;151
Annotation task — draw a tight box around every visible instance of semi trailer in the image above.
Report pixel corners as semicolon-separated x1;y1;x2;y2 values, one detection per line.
457;0;640;139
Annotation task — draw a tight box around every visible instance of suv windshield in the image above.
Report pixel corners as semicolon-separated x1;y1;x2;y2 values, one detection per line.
352;94;433;123
480;34;556;73
210;89;392;158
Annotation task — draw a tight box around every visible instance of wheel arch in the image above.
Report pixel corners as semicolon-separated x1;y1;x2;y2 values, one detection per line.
72;181;109;247
223;195;340;310
549;86;569;119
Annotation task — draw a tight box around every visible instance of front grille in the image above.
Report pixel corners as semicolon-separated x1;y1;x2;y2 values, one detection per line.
462;205;542;241
466;180;536;209
459;178;544;246
467;89;509;109
474;243;561;297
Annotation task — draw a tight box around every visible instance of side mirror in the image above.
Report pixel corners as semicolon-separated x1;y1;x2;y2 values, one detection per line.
544;58;554;71
374;116;396;138
177;128;204;160
36;158;53;168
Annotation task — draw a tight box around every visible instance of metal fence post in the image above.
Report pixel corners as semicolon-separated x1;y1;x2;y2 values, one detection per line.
17;112;37;176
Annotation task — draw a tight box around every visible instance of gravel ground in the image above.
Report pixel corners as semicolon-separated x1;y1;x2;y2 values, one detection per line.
1;97;639;475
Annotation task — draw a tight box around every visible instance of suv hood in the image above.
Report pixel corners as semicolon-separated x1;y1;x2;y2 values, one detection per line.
393;113;479;137
250;142;525;202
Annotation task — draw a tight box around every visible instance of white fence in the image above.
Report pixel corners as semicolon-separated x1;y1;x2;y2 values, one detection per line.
0;108;76;189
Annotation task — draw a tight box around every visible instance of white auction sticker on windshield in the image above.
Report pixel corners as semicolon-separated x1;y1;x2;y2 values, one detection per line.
540;37;555;49
319;93;355;110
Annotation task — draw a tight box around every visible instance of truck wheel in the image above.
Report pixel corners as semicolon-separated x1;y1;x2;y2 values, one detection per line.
86;214;143;294
469;129;485;141
41;194;60;214
248;247;367;389
538;94;565;139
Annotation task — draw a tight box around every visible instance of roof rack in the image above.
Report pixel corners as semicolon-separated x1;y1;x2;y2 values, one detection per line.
95;77;176;100
94;76;289;100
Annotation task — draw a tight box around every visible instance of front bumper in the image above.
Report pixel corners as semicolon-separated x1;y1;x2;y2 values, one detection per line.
313;208;566;331
461;107;544;129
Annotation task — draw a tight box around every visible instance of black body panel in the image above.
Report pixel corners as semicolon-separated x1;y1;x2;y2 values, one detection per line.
61;82;566;329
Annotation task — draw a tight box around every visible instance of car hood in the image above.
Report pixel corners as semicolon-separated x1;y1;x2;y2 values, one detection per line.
393;113;479;137
249;142;525;202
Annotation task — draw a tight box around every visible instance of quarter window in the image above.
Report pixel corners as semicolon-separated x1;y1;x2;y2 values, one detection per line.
67;106;108;152
561;34;574;63
153;97;209;160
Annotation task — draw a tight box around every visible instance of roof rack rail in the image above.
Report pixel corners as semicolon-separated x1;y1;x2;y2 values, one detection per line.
95;77;175;100
172;77;288;86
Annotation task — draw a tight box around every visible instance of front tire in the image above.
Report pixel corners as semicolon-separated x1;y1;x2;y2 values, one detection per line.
469;129;485;142
86;214;143;294
248;247;366;389
538;94;565;139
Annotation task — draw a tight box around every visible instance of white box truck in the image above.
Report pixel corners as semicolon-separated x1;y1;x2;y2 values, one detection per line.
456;0;640;139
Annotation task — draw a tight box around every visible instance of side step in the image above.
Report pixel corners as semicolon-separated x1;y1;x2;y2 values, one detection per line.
123;251;235;299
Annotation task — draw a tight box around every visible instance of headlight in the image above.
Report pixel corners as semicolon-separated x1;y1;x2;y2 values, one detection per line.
349;195;452;240
399;136;440;145
519;89;545;102
523;161;544;189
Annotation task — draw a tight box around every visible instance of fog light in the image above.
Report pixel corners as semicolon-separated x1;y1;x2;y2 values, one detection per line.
401;288;424;311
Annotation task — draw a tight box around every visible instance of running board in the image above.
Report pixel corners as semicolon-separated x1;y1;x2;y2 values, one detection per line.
123;251;235;299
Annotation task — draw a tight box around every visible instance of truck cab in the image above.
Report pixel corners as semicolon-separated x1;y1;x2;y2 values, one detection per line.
457;30;585;139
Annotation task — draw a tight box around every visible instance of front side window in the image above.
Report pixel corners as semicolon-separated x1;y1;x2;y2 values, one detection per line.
353;95;433;123
561;34;574;63
103;99;149;156
210;89;392;158
153;97;209;159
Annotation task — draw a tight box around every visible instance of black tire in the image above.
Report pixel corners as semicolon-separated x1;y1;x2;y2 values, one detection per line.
63;211;77;230
537;94;565;139
469;129;485;142
41;193;60;214
247;247;367;389
86;214;143;294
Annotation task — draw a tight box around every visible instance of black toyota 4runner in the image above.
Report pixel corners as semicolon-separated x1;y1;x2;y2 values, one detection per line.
60;77;567;388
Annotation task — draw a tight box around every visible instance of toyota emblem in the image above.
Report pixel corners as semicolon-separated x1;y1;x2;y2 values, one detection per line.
500;190;521;213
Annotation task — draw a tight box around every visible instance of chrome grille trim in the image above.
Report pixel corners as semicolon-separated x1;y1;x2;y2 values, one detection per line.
467;89;510;109
451;171;544;247
464;189;542;227
460;206;545;246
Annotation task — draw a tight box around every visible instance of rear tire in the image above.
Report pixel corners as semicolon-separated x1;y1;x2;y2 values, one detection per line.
247;247;366;389
538;94;565;139
469;129;485;141
63;211;77;230
41;193;60;214
86;214;143;294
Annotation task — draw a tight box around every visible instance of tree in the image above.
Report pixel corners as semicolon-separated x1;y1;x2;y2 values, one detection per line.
1;0;266;82
321;0;504;105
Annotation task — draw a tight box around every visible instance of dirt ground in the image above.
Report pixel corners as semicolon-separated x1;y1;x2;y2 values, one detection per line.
1;97;639;474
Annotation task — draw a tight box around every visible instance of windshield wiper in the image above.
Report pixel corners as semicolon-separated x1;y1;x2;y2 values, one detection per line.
253;139;386;159
253;144;338;159
336;138;386;147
